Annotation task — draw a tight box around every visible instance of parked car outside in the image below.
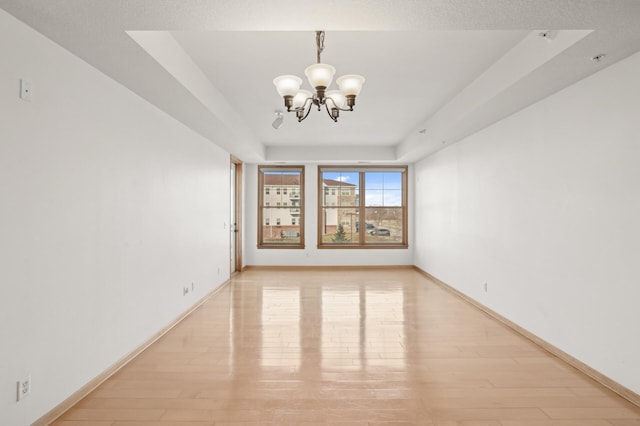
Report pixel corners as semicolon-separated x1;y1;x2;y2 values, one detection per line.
368;227;391;236
355;221;376;232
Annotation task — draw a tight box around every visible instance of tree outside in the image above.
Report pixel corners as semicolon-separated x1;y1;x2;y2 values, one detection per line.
332;224;348;242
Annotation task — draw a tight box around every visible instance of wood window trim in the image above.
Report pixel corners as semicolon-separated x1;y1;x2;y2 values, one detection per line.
258;165;305;249
317;165;408;249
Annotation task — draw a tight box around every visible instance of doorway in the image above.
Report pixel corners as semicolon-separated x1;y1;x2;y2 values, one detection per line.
230;156;243;274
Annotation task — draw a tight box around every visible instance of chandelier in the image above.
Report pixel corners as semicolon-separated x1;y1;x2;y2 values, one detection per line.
273;31;365;122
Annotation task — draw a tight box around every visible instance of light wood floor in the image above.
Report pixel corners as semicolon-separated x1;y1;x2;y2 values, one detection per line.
53;268;640;425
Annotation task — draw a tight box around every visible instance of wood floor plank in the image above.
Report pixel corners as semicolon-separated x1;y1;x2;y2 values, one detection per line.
52;268;640;425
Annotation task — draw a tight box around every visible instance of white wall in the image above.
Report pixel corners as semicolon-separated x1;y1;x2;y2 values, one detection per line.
0;10;231;426
245;164;414;266
414;52;640;394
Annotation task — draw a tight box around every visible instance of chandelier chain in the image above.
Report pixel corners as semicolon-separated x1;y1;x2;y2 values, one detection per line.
316;30;325;64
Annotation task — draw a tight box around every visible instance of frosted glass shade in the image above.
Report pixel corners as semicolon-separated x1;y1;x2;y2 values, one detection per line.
273;75;302;97
304;63;336;88
326;90;346;109
336;74;365;96
292;90;312;109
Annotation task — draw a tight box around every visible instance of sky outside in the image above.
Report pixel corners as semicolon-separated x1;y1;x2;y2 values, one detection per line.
323;171;403;206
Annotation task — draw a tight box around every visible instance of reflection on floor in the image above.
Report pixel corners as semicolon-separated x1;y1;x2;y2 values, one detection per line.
54;268;640;425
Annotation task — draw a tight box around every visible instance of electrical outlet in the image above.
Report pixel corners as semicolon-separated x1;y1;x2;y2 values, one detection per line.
17;376;31;402
183;287;189;296
191;282;195;291
20;79;33;102
484;282;488;292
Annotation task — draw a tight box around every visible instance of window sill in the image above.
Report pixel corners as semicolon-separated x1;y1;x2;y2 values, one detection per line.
317;244;408;250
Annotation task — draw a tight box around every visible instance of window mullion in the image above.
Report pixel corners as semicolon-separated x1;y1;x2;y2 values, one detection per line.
359;171;365;245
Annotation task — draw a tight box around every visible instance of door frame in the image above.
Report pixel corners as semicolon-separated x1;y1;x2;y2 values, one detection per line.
230;155;243;273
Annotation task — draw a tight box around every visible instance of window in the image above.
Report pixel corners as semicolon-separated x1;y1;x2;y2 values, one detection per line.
258;166;305;249
318;166;407;248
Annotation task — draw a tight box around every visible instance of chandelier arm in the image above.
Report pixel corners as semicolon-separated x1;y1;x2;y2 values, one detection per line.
300;96;313;109
324;104;340;123
324;103;338;122
324;99;338;121
293;96;314;113
325;96;355;112
297;102;314;122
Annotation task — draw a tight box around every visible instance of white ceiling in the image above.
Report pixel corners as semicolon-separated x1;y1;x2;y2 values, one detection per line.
2;0;640;163
171;30;527;147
